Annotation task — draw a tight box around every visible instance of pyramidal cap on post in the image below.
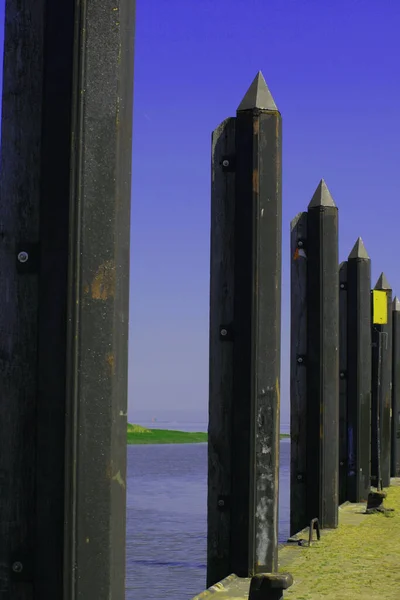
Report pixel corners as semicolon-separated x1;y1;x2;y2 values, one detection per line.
374;272;391;291
308;179;336;209
237;71;279;112
348;237;370;260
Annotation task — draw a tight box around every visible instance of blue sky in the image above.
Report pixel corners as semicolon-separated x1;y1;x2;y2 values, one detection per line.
130;0;400;424
1;1;400;426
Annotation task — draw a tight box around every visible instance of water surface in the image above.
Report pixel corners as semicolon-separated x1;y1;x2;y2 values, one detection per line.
126;438;290;600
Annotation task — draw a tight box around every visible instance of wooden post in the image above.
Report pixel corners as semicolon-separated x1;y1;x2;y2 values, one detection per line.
0;2;43;596
346;238;371;502
230;71;282;577
306;180;339;528
371;274;392;488
391;297;400;477
207;117;236;588
339;261;348;504
371;293;382;489
0;1;135;598
290;212;308;535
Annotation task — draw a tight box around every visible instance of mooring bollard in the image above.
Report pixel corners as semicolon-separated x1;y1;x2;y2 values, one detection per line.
249;573;293;600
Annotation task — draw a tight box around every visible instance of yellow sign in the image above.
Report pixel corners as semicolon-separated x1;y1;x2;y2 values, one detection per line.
372;290;388;324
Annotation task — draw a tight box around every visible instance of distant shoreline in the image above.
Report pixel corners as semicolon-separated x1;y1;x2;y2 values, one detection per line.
127;424;290;445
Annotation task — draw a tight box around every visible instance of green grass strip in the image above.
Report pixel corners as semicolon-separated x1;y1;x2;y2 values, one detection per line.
127;424;289;445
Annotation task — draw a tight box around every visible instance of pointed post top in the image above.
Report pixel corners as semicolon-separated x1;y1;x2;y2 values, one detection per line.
290;211;307;230
308;179;336;209
348;237;370;260
237;71;278;112
393;297;400;312
374;272;391;291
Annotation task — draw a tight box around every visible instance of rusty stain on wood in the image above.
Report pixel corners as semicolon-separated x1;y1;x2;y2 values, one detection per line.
89;260;116;300
106;352;115;376
252;168;259;193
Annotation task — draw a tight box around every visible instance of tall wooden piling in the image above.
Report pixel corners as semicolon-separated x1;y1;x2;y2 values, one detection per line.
371;274;392;489
232;72;282;576
391;297;400;477
339;261;348;505
0;2;43;596
306;180;339;528
346;238;371;502
371;293;383;490
290;212;308;535
208;71;282;584
390;297;400;477
208;117;236;587
0;1;135;598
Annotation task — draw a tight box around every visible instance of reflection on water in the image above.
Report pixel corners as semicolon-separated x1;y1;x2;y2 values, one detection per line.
126;438;290;600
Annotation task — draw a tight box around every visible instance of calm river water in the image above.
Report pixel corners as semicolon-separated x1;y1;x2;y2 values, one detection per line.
126;432;290;600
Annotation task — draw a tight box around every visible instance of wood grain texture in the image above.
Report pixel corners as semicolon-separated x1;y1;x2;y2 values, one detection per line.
207;118;236;587
306;203;339;529
338;262;348;504
346;254;371;502
63;2;135;598
381;289;393;488
229;106;282;576
289;212;308;536
0;1;135;598
0;1;44;597
391;305;400;477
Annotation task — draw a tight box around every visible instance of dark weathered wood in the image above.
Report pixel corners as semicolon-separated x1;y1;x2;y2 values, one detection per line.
382;291;393;489
372;274;392;489
371;326;385;490
346;238;371;502
63;2;135;598
35;1;75;594
371;315;380;487
0;1;44;597
338;261;348;505
290;212;308;535
0;1;135;598
231;72;282;577
207;117;236;588
306;180;339;529
391;298;400;477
